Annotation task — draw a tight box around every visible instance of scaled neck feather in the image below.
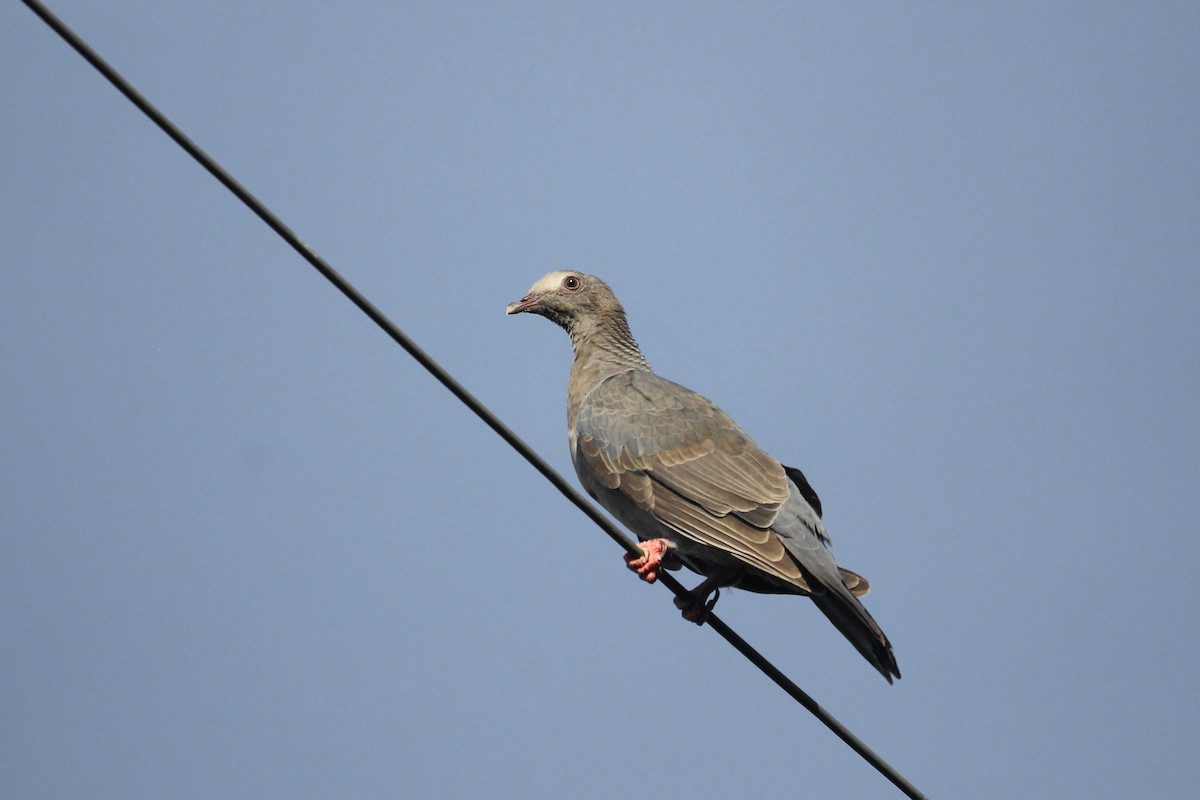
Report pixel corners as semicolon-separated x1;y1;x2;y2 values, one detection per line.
567;309;649;372
565;309;649;430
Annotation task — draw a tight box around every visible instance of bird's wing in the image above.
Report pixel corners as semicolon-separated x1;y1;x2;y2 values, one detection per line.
575;370;810;589
782;464;823;520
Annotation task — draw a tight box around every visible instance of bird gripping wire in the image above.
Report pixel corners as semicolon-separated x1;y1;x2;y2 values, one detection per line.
18;2;927;798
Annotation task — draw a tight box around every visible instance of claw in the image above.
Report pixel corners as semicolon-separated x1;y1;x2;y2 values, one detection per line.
674;579;722;625
623;539;670;583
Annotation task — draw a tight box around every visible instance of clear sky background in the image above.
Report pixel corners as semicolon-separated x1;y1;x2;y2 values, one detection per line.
3;3;1198;798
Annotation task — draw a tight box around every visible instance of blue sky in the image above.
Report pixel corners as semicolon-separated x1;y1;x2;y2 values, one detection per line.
3;3;1198;798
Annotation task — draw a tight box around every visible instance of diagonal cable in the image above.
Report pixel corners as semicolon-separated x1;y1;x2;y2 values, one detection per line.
18;2;928;798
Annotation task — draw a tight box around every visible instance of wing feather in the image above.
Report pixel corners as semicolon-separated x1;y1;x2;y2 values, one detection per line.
649;481;809;588
576;370;805;588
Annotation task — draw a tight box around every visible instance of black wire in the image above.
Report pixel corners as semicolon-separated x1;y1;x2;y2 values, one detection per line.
19;3;928;798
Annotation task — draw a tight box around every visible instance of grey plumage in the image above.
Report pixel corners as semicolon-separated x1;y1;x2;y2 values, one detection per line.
507;270;900;682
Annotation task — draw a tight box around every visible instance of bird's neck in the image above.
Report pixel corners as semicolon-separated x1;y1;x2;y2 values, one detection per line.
566;314;649;428
568;313;649;372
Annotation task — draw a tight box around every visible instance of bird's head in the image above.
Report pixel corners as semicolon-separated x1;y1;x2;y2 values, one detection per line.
505;270;624;340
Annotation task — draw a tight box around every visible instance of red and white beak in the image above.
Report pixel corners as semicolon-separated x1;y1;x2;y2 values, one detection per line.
505;293;542;315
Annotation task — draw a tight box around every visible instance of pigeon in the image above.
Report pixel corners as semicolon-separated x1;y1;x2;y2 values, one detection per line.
507;270;900;682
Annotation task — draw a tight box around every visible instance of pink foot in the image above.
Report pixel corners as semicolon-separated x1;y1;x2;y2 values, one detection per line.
673;577;721;625
624;539;670;583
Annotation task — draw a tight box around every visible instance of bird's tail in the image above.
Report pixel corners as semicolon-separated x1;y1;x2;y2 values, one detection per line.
809;573;901;684
838;567;870;597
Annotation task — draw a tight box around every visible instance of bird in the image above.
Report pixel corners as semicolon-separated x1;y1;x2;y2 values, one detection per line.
506;270;900;682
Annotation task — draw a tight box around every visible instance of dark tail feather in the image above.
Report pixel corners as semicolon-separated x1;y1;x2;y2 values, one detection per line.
809;580;901;683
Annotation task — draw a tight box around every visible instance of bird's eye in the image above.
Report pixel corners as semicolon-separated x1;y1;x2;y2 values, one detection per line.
563;275;581;291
